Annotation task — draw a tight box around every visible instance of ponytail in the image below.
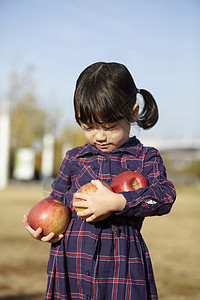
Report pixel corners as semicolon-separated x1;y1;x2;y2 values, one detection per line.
137;89;159;129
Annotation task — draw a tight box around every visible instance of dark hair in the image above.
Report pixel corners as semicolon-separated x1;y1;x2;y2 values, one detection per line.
74;62;158;129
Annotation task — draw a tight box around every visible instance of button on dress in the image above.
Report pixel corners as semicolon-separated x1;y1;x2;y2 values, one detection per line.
45;137;176;300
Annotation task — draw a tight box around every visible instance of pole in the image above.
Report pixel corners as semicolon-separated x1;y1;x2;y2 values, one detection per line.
0;100;10;189
41;132;54;180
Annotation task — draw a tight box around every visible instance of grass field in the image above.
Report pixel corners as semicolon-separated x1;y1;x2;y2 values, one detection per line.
0;182;200;299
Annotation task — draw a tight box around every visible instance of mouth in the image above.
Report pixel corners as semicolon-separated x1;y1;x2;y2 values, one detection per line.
96;143;110;149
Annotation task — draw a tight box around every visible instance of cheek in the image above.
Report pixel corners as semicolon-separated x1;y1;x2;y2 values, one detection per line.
83;132;92;142
111;132;124;143
112;131;129;145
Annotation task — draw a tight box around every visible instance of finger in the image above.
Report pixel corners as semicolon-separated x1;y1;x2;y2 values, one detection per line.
33;227;43;238
40;232;55;242
41;233;64;243
91;180;109;191
73;201;88;208
74;193;90;200
77;208;91;217
91;180;102;189
23;214;29;227
23;214;38;233
23;214;37;233
48;234;64;243
27;225;43;238
86;214;98;223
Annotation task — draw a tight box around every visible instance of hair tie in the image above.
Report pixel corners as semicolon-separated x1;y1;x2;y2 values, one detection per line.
137;89;140;94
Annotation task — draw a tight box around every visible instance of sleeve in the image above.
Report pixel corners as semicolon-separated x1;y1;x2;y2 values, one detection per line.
116;148;176;217
49;152;72;202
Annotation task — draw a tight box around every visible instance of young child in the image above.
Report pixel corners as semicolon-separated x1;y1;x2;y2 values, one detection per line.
24;62;176;300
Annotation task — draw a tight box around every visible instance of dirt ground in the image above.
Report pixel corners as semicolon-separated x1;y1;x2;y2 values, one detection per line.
0;182;200;299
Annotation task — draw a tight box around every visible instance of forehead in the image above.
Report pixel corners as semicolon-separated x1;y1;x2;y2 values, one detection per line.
80;119;116;126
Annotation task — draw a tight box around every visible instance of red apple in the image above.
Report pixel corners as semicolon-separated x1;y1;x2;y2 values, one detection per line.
27;198;70;236
110;171;148;193
73;181;113;221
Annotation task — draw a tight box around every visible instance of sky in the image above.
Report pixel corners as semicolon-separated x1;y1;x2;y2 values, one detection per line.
0;0;200;140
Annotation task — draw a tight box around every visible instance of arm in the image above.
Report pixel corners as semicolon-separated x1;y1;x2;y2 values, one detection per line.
23;152;72;242
49;152;72;201
116;148;176;217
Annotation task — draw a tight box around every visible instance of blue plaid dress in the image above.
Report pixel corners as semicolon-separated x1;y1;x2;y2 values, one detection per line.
45;136;176;300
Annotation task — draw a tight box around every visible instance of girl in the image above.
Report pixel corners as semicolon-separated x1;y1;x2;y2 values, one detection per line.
24;62;176;300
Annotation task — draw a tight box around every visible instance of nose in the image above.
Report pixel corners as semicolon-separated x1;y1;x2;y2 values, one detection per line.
94;129;107;142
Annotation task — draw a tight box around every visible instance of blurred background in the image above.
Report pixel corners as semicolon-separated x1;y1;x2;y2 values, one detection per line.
0;0;199;299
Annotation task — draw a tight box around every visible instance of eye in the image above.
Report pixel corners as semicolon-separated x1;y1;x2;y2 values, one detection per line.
82;126;92;131
81;123;93;131
104;124;117;130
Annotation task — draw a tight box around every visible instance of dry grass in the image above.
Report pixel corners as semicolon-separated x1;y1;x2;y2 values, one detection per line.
142;189;200;300
0;183;49;299
0;183;200;299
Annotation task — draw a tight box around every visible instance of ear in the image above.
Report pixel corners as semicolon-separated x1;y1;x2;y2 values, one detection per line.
132;103;139;122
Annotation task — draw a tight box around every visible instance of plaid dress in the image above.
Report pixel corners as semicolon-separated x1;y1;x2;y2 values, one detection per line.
45;136;176;300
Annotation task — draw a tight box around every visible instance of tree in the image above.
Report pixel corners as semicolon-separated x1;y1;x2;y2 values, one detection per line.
11;92;47;147
8;66;57;148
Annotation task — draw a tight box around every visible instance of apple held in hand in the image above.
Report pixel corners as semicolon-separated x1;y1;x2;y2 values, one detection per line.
27;198;70;236
110;171;148;193
73;181;113;221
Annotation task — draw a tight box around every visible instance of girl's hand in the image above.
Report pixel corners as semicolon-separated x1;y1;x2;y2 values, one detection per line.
73;180;126;222
23;214;64;243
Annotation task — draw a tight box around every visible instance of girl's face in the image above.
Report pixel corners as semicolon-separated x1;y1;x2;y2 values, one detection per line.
81;119;131;153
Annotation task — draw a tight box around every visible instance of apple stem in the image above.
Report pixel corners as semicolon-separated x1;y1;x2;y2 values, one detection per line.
131;183;136;189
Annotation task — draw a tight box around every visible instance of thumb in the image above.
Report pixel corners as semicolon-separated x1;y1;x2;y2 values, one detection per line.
91;180;103;190
91;180;110;191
